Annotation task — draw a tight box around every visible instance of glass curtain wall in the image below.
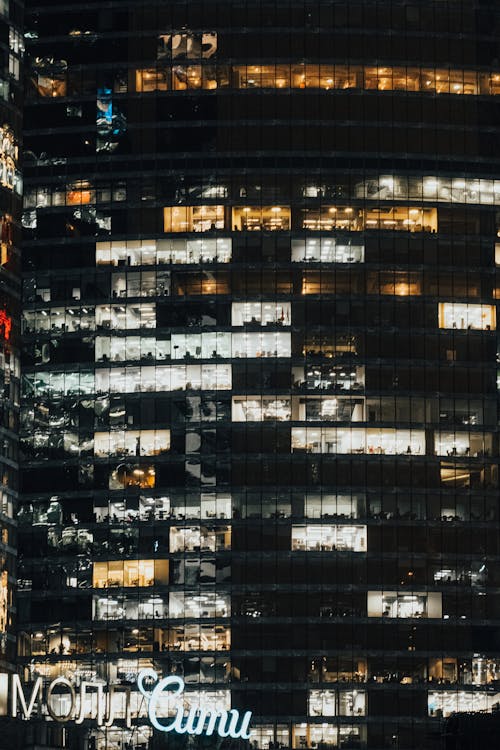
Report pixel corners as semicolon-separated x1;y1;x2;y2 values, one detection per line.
18;2;500;750
0;0;22;676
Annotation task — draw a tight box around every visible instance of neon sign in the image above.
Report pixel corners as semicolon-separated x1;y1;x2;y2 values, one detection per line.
137;669;252;739
0;670;253;739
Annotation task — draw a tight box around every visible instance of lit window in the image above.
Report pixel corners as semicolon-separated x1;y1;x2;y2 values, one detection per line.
94;429;170;458
26;371;95;397
232;397;292;421
291;238;364;263
291;427;426;455
92;560;168;588
110;270;170;298
66;181;94;205
169;592;230;618
367;591;442;619
304;493;365;519
308;689;366;717
95;336;169;363
302;206;363;232
93;594;168;621
95;303;156;330
164;206;225;232
232;206;290;231
438;302;496;330
291;724;365;750
96;364;232;393
134;64;500;99
170;525;231;552
171;332;231;359
434;431;492;458
231;301;291;326
428;691;500;718
296;396;365;422
109;464;156;490
356;175;500;205
135;68;170;92
364;206;437;232
291;525;367;552
293;365;365;392
164;624;230;651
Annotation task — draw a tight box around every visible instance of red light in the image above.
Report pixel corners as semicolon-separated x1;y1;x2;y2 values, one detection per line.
0;310;11;341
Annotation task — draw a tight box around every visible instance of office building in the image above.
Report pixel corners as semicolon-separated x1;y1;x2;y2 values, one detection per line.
16;2;500;749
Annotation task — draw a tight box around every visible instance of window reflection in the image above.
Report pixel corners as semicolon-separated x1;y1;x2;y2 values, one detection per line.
30;58;67;97
303;334;358;359
157;32;217;61
25;370;95;397
367;271;422;296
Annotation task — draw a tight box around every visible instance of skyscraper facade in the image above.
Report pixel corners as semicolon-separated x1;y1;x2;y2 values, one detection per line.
0;0;22;676
17;2;500;750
